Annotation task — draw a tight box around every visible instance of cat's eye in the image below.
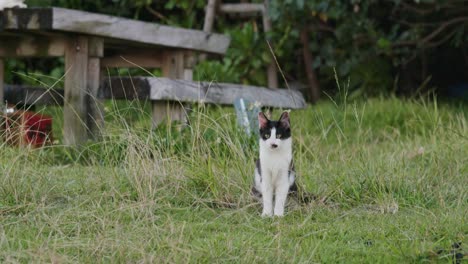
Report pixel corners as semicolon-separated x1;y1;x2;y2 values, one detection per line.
264;134;270;139
276;134;282;139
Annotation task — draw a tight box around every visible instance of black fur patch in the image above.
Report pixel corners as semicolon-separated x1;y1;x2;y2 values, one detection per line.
256;159;261;181
251;186;262;199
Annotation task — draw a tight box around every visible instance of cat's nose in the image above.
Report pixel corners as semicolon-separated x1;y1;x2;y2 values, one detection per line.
271;144;278;148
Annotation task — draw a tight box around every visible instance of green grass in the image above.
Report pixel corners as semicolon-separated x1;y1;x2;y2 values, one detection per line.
1;97;467;263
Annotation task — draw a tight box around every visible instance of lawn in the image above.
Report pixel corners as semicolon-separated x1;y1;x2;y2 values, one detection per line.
1;96;467;263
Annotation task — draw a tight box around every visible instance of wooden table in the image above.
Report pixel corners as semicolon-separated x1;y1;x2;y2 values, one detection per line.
0;7;230;145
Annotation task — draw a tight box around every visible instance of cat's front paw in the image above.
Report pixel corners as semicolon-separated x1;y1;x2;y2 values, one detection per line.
274;206;285;217
261;211;273;218
274;212;284;217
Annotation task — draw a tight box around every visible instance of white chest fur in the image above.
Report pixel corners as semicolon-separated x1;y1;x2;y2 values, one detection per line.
260;147;291;178
259;128;292;183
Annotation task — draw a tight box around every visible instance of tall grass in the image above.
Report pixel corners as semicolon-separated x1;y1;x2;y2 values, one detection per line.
1;95;467;262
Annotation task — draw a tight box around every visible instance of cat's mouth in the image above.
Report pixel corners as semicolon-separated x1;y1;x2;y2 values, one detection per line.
270;144;278;149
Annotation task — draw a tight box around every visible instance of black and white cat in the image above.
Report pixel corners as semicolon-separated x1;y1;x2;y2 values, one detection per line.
252;111;297;217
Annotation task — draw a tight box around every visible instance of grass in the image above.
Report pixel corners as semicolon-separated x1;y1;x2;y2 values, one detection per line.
1;96;467;263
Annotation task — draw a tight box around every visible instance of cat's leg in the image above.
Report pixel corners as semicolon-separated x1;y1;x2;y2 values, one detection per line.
261;175;274;217
273;173;290;217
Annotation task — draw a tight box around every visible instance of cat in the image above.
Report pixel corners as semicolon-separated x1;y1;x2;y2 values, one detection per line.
252;111;297;217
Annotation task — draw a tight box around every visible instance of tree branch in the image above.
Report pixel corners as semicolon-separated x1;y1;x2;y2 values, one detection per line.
398;1;438;15
424;28;458;48
145;5;173;25
397;1;462;16
308;23;335;34
392;16;468;47
300;28;320;103
421;16;468;43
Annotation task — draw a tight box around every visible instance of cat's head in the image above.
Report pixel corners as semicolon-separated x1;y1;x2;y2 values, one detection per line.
258;111;291;150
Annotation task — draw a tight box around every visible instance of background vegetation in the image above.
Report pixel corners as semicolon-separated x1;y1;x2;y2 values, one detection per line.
1;1;467;262
6;0;465;103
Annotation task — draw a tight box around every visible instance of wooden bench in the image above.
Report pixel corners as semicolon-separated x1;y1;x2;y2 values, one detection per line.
0;7;230;145
5;78;306;127
102;77;306;127
4;84;64;107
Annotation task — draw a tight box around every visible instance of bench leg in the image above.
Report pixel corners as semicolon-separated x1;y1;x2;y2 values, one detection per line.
86;57;104;139
152;51;192;129
0;59;4;143
64;36;89;145
86;37;104;140
0;59;4;106
151;101;187;129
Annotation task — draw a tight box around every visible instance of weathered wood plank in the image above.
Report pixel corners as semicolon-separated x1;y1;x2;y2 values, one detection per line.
219;3;264;14
148;78;306;109
101;77;306;109
7;77;307;109
99;77;150;100
0;34;66;57
2;7;231;54
64;35;89;145
4;85;64;106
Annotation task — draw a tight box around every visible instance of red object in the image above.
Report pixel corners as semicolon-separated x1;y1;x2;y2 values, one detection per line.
3;111;53;147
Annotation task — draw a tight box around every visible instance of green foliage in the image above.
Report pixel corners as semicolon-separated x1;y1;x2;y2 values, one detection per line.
4;58;65;87
195;23;268;85
269;0;468;96
15;1;468;99
268;1;392;95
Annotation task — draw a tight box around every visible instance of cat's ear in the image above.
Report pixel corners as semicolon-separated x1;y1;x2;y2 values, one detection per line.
258;112;269;129
278;111;290;129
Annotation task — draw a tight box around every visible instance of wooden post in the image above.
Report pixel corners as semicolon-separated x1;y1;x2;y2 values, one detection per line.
151;51;187;128
200;0;218;61
183;51;195;122
263;0;278;89
0;59;4;106
0;58;4;142
87;37;104;139
64;36;89;145
203;0;217;33
300;28;320;103
183;51;195;81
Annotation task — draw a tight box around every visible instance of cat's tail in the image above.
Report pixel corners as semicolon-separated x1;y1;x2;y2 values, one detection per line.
251;186;262;202
288;182;317;204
